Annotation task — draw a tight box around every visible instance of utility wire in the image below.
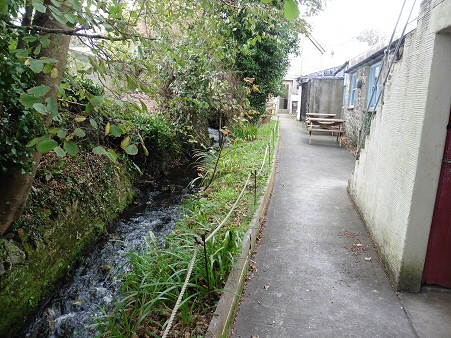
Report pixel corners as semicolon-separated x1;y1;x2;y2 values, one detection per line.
357;0;418;155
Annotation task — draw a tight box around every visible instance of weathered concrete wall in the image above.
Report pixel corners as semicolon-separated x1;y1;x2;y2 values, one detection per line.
349;0;451;292
300;78;344;120
300;81;310;120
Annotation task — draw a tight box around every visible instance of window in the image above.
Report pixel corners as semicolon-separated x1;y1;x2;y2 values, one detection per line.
368;62;381;111
348;73;357;108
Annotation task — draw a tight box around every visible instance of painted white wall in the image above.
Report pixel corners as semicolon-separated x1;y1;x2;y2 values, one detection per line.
276;79;301;116
348;0;451;291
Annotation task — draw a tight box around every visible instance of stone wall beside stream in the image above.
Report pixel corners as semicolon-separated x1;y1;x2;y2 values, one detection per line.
0;157;135;338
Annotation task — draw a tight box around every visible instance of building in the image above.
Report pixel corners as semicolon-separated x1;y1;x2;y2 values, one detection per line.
275;76;301;116
345;0;451;292
298;63;347;121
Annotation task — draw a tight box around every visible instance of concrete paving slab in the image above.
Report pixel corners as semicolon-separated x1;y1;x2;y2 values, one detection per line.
398;288;451;338
232;115;417;337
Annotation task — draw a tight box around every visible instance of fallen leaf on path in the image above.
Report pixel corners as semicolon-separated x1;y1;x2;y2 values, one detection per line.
343;230;358;238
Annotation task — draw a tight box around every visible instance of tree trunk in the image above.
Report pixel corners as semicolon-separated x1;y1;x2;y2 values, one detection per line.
0;1;71;235
0;154;41;234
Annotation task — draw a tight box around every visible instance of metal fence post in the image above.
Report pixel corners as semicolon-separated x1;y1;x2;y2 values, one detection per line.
268;142;271;169
201;233;211;291
254;170;257;206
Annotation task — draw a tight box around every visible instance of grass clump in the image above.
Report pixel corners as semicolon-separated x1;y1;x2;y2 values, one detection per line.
98;119;278;337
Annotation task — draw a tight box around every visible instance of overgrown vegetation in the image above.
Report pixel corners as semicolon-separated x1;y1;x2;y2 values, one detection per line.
0;0;323;234
98;120;278;337
0;0;323;335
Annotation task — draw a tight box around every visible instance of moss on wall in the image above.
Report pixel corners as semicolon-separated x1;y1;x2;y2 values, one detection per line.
0;153;135;337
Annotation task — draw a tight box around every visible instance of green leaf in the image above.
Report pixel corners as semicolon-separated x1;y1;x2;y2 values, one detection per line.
20;93;41;108
33;44;42;55
28;59;44;73
92;145;107;155
23;36;39;43
16;49;29;58
89;118;98;129
43;63;53;74
40;37;51;48
50;0;60;7
37;139;58;153
57;129;67;139
106;149;117;162
46;97;58;116
73;0;82;11
28;85;50;97
109;124;122;137
53;146;66;157
32;103;47;114
125;144;138;156
49;4;62;16
74;128;86;137
90;95;104;107
141;143;149;156
26;138;39;148
114;100;124;107
0;0;8;15
64;13;77;24
283;0;300;20
120;136;131;150
85;102;93;114
64;141;79;156
32;1;47;13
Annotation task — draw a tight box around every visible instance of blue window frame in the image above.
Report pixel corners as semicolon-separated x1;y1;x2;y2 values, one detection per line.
348;73;357;108
368;62;381;111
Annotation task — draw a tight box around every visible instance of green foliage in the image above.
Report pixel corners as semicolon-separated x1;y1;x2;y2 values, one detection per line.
1;0;322;175
231;6;301;114
231;122;259;141
0;27;45;173
99;121;279;335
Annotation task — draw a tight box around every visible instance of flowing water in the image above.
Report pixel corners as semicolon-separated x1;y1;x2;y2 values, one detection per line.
24;166;197;338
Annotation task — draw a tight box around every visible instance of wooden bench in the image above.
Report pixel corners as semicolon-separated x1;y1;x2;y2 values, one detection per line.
306;118;346;146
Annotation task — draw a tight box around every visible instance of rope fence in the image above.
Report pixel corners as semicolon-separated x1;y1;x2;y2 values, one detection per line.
162;119;279;337
162;246;199;338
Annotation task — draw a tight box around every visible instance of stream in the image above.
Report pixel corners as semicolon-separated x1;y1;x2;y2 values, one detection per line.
24;166;197;338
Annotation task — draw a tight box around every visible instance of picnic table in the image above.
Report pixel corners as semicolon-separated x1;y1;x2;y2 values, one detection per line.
306;113;336;118
306;117;346;146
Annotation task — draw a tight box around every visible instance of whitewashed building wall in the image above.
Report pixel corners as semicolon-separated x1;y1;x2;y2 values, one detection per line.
348;0;451;291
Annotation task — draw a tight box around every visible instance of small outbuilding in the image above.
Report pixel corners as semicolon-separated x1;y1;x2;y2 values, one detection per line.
298;63;347;121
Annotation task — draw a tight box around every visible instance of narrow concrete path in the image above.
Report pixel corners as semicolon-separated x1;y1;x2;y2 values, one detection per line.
232;115;417;337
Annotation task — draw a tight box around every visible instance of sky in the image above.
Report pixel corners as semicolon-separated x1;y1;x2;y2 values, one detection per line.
308;0;420;47
290;0;421;76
